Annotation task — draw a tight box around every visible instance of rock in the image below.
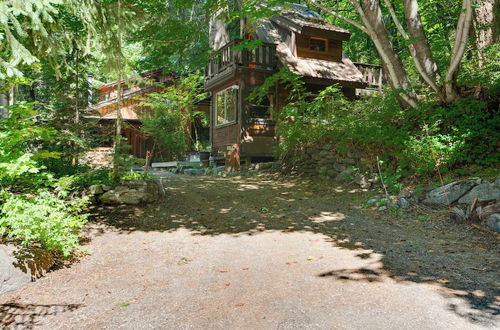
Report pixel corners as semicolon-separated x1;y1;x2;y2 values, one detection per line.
422;178;481;206
398;189;414;199
478;201;500;222
397;197;410;209
184;169;203;176
458;180;500;204
485;214;500;233
255;162;275;170
449;207;467;223
322;144;332;151
1;246;54;295
89;184;104;195
354;175;371;189
114;185;130;192
101;190;137;205
336;168;354;182
102;185;112;191
100;180;159;205
326;169;337;178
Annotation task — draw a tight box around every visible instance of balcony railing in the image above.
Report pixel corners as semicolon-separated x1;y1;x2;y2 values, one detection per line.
353;62;384;90
205;39;277;83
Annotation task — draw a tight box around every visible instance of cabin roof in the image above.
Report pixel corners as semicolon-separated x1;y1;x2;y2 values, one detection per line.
86;108;143;120
87;108;142;121
256;20;365;87
272;10;351;39
96;69;176;91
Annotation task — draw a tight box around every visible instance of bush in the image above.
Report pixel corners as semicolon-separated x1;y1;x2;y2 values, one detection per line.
0;192;89;256
258;69;499;180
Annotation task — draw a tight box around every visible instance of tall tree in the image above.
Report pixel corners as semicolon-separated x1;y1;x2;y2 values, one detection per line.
307;0;475;106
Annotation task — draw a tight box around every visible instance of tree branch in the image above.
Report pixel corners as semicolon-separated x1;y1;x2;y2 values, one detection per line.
384;0;442;98
445;0;473;101
308;0;368;33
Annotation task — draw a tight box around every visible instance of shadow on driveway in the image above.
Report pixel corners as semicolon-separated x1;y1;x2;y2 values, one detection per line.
89;174;500;326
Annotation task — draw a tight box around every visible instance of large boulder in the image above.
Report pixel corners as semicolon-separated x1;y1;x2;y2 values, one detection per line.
0;246;54;295
100;180;160;205
422;178;482;206
89;184;104;195
485;214;500;234
458;179;500;204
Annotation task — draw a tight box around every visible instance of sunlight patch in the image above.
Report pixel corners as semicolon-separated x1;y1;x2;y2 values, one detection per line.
310;211;346;223
237;184;260;191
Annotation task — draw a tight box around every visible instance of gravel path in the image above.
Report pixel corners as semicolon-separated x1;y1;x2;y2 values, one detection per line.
1;174;498;329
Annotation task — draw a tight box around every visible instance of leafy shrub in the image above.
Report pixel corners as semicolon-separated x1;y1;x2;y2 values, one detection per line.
0;192;89;256
141;73;208;161
0;103;59;190
256;69;499;181
121;169;154;181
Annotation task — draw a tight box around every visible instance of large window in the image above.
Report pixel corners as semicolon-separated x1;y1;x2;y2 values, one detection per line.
216;85;238;126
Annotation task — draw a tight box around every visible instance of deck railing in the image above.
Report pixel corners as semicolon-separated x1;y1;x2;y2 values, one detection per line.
205;39;277;82
353;62;384;90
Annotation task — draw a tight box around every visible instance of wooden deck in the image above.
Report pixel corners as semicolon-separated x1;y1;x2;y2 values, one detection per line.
205;39;277;89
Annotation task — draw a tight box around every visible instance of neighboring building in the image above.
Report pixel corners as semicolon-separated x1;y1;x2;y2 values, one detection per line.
88;69;175;159
205;4;382;165
87;69;210;161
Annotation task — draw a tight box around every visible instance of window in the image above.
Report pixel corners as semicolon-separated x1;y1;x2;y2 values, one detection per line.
250;94;274;119
309;37;327;52
216;85;238;126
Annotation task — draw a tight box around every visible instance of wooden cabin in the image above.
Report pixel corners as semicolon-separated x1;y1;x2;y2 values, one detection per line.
88;69;210;160
205;4;381;166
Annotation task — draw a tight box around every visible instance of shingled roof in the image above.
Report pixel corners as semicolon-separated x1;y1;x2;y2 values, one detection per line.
272;9;351;40
255;19;366;87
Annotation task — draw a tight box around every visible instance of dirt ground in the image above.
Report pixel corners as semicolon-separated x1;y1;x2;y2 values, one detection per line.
1;173;499;329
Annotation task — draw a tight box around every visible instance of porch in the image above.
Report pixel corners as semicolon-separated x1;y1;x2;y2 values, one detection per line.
204;39;277;89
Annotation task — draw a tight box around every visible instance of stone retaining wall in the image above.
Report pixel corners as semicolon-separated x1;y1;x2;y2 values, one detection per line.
290;144;369;178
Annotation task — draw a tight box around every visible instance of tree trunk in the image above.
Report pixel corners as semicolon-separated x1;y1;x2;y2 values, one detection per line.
112;0;124;182
357;0;418;108
0;91;7;119
402;0;443;100
72;50;80;166
112;74;123;182
445;0;473;103
473;0;495;66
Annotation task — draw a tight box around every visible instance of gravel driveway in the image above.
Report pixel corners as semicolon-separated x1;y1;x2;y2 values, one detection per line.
1;174;498;329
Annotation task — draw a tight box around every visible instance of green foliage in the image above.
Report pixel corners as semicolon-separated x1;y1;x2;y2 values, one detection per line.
141;73;208;160
121;170;153;181
0;103;58;189
263;68;499;180
0;192;89;256
0;103;102;256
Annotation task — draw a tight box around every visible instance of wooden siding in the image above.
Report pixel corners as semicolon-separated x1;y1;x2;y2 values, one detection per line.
94;97;153;120
212;123;240;153
296;34;342;62
211;79;241;152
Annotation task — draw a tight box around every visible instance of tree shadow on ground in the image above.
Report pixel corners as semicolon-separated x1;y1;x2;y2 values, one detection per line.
0;303;81;329
89;174;499;326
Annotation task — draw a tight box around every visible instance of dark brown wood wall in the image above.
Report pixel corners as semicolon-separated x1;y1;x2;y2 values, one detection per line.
211;78;241;153
296;34;342;62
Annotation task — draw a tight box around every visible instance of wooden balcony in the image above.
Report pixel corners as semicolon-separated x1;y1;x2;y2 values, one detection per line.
205;39;277;89
353;62;384;90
